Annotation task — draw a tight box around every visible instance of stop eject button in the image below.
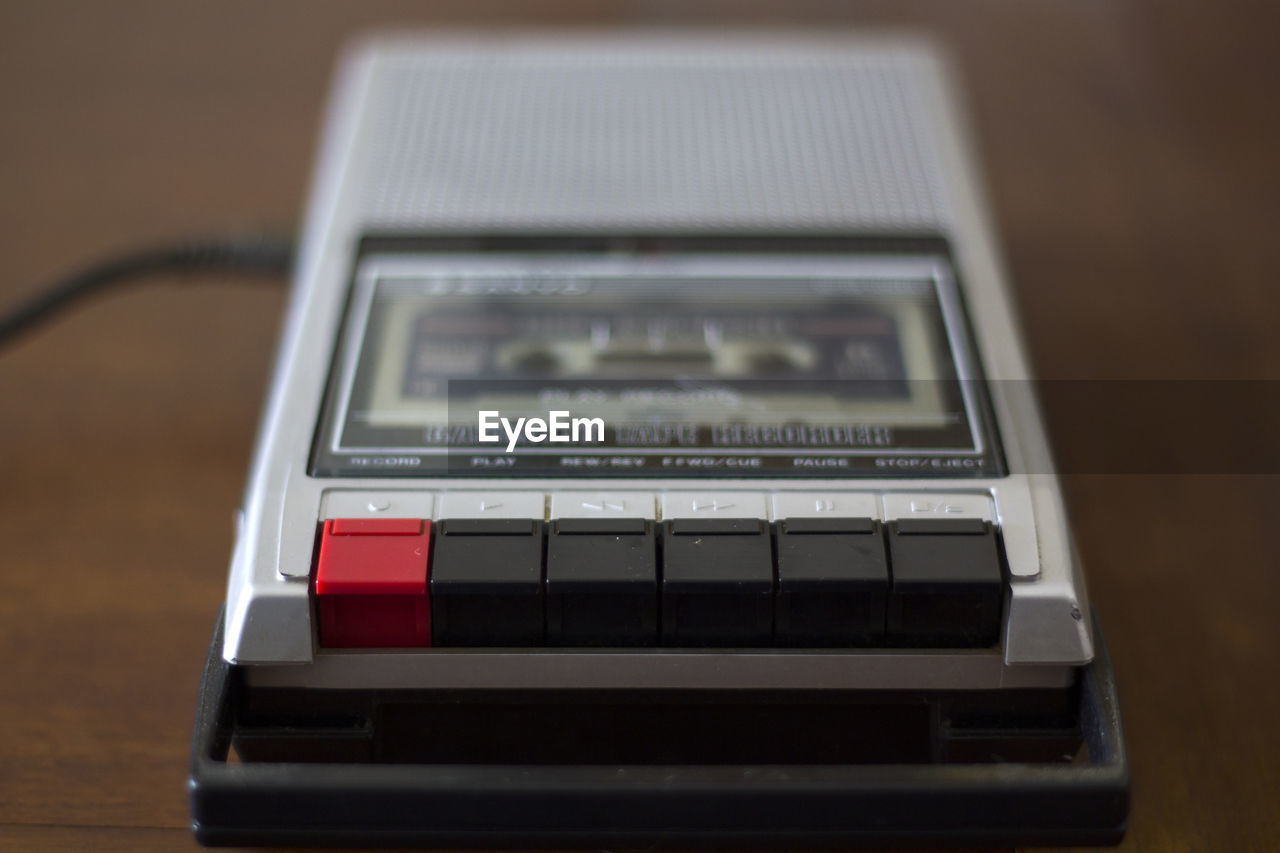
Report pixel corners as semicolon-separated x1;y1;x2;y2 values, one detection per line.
886;518;1004;647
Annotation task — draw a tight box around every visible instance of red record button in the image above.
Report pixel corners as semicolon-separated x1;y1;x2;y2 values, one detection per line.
329;517;424;536
315;517;431;647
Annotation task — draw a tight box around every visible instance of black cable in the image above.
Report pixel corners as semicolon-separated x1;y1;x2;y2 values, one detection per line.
0;235;295;349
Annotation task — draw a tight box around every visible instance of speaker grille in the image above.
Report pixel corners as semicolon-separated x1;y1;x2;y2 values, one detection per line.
354;41;952;232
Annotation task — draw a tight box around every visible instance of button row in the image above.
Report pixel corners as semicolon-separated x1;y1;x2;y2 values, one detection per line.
320;490;995;523
313;517;1004;651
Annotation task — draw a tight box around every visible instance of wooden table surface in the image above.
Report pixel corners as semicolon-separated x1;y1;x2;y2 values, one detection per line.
1;1;1277;851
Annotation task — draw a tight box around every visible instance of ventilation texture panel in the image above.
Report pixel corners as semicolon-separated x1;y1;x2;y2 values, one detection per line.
354;43;952;232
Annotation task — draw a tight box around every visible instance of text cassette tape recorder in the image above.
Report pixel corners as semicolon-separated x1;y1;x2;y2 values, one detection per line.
190;35;1129;848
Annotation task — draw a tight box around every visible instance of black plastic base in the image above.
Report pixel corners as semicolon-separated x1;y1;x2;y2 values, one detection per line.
190;611;1129;848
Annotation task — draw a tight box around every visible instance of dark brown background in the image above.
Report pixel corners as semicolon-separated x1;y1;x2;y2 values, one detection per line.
1;1;1277;851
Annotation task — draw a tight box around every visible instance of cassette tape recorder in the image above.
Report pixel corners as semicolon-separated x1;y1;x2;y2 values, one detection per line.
190;35;1129;847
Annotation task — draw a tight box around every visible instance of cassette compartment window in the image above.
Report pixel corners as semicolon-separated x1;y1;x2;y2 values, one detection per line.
311;251;1004;477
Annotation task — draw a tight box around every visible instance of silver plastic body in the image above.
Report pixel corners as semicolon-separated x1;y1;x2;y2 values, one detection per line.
223;35;1093;689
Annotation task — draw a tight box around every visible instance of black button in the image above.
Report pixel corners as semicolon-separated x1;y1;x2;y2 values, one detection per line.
668;518;762;536
886;519;1003;648
660;518;773;647
775;517;888;646
429;519;544;646
545;518;657;646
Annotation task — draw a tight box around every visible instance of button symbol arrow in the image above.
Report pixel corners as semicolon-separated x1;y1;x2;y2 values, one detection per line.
581;500;627;512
